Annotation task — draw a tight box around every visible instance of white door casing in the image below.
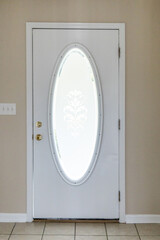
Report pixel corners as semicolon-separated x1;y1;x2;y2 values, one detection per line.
26;23;125;222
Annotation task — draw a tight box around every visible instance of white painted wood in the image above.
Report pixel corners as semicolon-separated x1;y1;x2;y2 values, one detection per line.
26;23;34;222
1;214;160;223
118;24;126;223
26;23;125;222
33;29;119;219
27;22;124;30
0;213;27;222
126;215;160;223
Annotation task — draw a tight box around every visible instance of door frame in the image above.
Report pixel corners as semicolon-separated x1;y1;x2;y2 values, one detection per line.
26;22;125;222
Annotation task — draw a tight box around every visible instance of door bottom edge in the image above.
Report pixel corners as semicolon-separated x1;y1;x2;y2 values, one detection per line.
33;218;119;223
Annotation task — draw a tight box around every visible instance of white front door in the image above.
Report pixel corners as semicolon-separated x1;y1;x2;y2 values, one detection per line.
33;28;119;219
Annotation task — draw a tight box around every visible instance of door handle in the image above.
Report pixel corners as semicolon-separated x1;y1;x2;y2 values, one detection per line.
36;134;43;141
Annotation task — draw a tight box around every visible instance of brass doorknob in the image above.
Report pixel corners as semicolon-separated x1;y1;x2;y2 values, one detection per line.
36;121;42;128
36;134;43;141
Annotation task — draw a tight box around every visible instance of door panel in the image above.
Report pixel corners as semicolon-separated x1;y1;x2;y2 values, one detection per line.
33;29;119;219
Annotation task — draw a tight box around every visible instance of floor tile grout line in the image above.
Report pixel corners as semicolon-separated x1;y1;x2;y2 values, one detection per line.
0;234;12;235
74;222;76;240
135;224;141;240
10;234;45;236
43;234;108;236
75;223;77;240
39;233;160;237
105;235;142;236
104;223;108;240
11;234;75;236
41;221;46;240
8;223;16;240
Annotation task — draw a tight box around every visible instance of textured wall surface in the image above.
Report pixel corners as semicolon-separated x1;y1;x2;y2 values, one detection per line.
0;0;160;214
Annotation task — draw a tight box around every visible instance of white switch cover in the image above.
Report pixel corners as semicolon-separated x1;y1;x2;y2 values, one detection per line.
0;103;16;115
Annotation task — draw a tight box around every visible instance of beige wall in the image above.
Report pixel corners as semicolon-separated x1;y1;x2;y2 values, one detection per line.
0;0;160;214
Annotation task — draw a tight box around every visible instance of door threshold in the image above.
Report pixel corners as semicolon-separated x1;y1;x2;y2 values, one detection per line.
34;218;119;223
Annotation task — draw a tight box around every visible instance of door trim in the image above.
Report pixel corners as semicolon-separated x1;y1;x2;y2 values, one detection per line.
26;22;125;222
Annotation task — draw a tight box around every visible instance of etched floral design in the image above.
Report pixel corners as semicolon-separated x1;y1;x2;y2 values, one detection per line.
64;90;87;136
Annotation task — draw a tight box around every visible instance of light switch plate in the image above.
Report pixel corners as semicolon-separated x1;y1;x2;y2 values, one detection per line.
0;103;16;115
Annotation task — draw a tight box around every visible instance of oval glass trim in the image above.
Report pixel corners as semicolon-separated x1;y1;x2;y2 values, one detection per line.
48;43;103;185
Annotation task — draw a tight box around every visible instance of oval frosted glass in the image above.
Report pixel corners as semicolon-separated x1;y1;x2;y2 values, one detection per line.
49;45;102;185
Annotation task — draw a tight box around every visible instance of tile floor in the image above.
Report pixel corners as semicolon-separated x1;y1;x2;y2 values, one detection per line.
0;222;160;240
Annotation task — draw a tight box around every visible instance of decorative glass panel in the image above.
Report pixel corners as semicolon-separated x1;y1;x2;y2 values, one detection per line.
49;44;102;185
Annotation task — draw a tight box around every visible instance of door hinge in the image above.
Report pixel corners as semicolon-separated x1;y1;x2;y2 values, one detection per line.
118;191;121;202
118;47;121;58
118;119;120;130
32;134;34;140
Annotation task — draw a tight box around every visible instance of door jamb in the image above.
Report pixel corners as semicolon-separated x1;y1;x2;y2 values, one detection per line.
26;22;125;222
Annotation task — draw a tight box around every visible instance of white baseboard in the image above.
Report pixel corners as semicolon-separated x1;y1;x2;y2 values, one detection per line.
0;213;160;223
126;215;160;223
0;213;27;222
